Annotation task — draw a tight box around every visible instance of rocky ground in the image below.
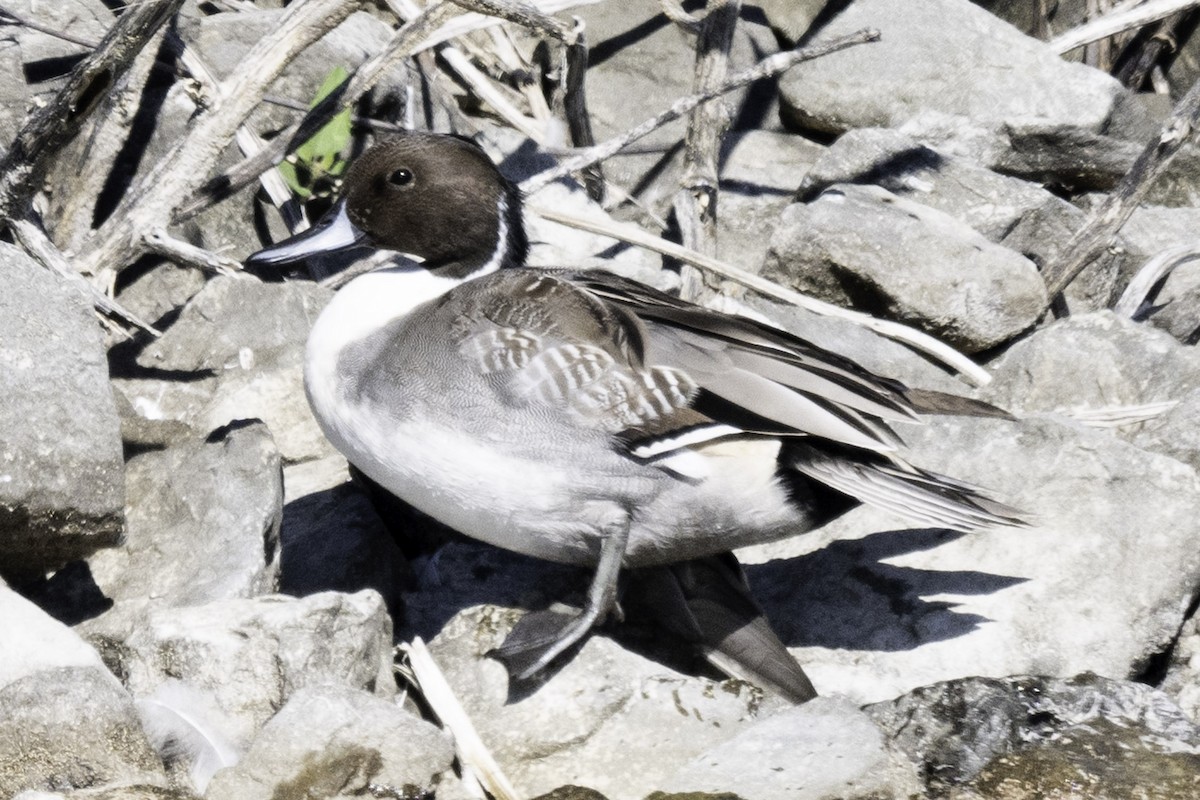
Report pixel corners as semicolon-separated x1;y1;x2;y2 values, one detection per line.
4;0;1200;798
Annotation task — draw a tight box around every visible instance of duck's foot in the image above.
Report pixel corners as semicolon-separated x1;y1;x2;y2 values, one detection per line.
490;522;630;681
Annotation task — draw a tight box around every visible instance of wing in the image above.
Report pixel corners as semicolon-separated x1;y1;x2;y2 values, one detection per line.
565;270;918;453
452;269;916;463
452;270;716;442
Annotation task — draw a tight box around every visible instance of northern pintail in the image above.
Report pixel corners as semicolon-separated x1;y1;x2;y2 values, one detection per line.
246;131;1023;702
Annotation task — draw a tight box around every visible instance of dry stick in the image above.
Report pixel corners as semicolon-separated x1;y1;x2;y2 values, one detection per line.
0;4;100;49
1116;10;1190;90
11;218;160;336
1112;242;1200;316
674;0;741;303
76;0;362;278
521;27;880;195
659;0;702;32
143;228;243;275
174;1;458;223
0;0;184;227
1051;0;1200;53
164;31;305;231
1041;73;1200;302
399;639;520;800
529;204;993;386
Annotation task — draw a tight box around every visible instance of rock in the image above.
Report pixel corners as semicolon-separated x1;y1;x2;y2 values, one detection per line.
763;184;1047;352
1129;388;1200;476
661;697;922;799
3;0;112;107
1116;205;1200;341
136;274;327;373
105;591;396;747
981;312;1200;422
1163;612;1200;723
867;674;1200;798
576;0;780;217
402;542;793;800
84;422;282;617
738;413;1200;704
123;274;335;462
114;262;207;329
0;667;166;798
13;788;197;799
0;585;114;690
796;128;1123;310
716;129;826;274
755;0;830;44
778;0;1134;189
0;243;124;582
280;481;405;616
523;179;672;291
205;684;452;800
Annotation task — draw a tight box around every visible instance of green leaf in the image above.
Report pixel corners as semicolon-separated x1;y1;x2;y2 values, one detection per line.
282;66;353;196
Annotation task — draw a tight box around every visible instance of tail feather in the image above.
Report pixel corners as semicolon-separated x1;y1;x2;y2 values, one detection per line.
788;442;1027;532
627;553;818;705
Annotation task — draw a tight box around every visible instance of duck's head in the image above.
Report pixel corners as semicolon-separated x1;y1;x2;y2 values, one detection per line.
246;132;528;278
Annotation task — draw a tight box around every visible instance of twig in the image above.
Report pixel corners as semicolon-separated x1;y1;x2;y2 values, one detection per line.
0;4;100;49
528;203;992;386
1114;10;1189;89
175;1;458;222
674;0;740;302
1041;72;1200;300
11;218;160;336
1051;0;1200;53
1113;242;1200;316
659;0;702;32
143;228;242;275
520;28;881;195
447;0;581;43
0;0;185;228
76;0;362;278
398;639;520;800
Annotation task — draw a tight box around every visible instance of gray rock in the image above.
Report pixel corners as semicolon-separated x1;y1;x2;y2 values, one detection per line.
717;129;826;274
13;788;197;799
106;591;396;747
137;274;328;373
0;667;166;798
739;414;1200;704
755;0;830;44
1162;612;1200;723
280;481;405;615
778;0;1133;188
981;311;1200;419
404;542;793;800
867;674;1200;798
763;184;1047;352
1129;388;1200;476
205;684;452;800
1117;205;1200;341
3;0;112;107
797;128;1123;310
114;263;207;329
0;242;124;581
662;697;922;799
85;422;282;615
0;40;28;154
0;585;113;691
576;0;780;216
124;275;335;462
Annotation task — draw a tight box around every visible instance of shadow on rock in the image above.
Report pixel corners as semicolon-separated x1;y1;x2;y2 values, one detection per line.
748;527;1027;651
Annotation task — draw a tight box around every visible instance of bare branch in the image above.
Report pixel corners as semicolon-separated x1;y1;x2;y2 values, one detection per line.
1041;72;1200;300
521;28;881;195
1051;0;1200;53
77;0;363;277
0;0;185;227
11;218;160;337
675;0;740;302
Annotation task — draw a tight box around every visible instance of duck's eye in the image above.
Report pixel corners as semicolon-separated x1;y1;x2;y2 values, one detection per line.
388;168;414;186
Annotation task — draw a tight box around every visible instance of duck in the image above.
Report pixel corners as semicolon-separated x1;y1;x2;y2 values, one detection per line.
245;130;1023;703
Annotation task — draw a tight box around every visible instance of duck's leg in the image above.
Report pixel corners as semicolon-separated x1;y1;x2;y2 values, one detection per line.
491;521;630;680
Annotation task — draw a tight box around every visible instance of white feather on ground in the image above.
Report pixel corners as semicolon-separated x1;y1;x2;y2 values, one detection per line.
135;679;241;792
